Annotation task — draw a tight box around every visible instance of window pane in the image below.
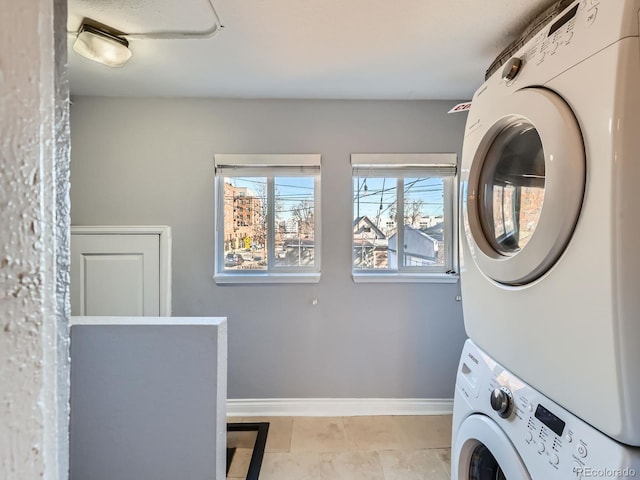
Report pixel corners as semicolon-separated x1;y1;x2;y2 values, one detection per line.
353;177;397;270
350;153;457;278
401;177;445;268
275;176;315;267
223;177;268;271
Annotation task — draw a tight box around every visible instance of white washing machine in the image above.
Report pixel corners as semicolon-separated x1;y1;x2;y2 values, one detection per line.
452;340;640;479
459;0;640;445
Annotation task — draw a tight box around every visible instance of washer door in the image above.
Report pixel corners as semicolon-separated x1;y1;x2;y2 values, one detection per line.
452;414;531;480
463;87;585;285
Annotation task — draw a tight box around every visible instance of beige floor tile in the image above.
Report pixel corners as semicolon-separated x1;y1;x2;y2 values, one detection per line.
392;415;453;449
259;451;324;480
226;447;253;479
436;448;451;477
378;449;450;480
260;451;386;480
227;429;257;449
227;417;243;423
343;415;403;451
241;416;293;452
228;415;452;479
318;451;385;480
290;417;347;452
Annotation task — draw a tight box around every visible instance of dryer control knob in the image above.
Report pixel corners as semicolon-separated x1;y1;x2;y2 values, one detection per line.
490;387;513;418
502;57;523;81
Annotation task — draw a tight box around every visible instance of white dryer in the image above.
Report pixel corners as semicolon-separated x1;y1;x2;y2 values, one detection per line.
452;340;640;480
460;0;640;445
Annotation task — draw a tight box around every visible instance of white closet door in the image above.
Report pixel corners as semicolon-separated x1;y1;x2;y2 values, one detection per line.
71;227;171;316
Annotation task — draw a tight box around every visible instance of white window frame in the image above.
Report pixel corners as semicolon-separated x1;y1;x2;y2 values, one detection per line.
351;153;459;283
214;154;321;284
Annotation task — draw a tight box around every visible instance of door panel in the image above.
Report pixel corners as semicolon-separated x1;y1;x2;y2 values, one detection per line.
71;233;161;316
83;253;146;316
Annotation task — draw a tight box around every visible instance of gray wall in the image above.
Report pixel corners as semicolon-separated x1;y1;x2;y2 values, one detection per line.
70;97;467;399
70;322;226;480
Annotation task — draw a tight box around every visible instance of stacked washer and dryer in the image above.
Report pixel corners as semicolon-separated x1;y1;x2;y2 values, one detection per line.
453;0;640;478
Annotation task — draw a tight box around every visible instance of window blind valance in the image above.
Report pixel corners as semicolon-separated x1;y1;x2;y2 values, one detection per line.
351;153;457;178
215;154;320;177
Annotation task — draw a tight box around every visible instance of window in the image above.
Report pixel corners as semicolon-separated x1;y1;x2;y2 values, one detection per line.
351;153;458;282
214;154;321;283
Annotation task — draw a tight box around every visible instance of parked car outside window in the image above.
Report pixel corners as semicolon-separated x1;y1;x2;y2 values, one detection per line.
224;253;244;267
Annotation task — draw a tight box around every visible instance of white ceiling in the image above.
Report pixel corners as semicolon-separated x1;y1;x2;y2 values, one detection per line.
67;0;556;100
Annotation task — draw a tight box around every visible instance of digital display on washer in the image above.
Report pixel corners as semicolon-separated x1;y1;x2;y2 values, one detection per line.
548;3;579;36
535;404;566;436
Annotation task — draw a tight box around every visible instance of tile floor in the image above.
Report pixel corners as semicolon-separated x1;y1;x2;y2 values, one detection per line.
227;415;452;480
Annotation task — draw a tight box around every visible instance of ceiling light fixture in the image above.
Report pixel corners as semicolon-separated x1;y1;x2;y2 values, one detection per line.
70;0;223;68
73;24;132;67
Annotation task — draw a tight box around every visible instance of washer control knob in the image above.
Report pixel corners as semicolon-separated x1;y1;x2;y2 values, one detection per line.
551;453;560;465
490;387;513;418
538;442;546;453
526;432;533;442
502;57;523;81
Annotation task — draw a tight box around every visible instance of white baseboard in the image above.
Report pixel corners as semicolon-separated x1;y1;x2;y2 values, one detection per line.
227;398;453;417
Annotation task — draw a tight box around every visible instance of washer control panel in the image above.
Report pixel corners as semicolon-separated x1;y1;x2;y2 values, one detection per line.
514;393;613;478
455;340;640;479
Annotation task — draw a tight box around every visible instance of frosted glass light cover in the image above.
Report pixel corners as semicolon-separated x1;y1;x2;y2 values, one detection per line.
73;27;132;67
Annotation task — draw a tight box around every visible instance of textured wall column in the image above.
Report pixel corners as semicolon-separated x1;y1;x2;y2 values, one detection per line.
0;0;70;478
54;0;72;477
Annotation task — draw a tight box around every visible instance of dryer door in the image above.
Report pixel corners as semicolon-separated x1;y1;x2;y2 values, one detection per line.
462;87;585;285
452;414;531;480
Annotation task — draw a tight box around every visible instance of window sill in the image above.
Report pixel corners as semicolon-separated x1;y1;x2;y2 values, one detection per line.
352;272;459;284
214;272;321;285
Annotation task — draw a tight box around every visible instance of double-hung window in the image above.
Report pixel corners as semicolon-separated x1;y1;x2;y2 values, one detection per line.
214;154;321;283
351;153;458;282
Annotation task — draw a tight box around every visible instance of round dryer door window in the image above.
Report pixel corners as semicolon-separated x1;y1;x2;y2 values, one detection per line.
464;87;585;285
478;122;545;256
